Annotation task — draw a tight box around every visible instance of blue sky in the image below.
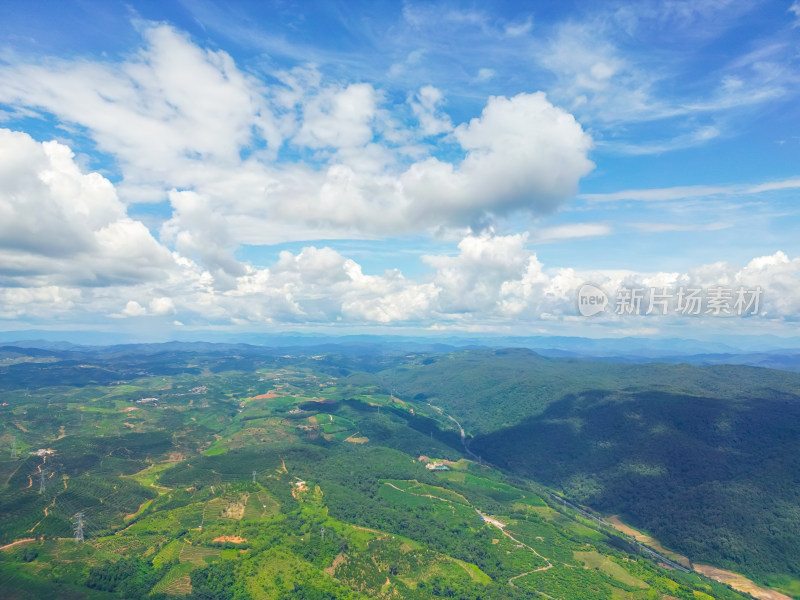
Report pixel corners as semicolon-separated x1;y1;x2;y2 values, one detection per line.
0;0;799;340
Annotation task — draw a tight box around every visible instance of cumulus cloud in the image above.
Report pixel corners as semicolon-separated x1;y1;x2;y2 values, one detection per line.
1;220;799;329
0;286;81;319
401;92;594;227
153;89;593;277
120;300;147;317
0;129;175;287
418;233;592;320
217;246;437;324
424;233;535;313
294;83;379;149
454;93;593;207
0;23;594;258
416;235;800;324
150;297;176;316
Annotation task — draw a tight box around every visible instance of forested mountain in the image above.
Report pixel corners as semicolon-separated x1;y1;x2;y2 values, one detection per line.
389;349;800;586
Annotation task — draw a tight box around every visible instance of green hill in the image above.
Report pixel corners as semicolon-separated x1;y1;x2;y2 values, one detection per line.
389;348;800;587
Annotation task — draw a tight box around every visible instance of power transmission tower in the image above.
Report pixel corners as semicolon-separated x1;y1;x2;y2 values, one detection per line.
38;470;47;494
320;526;326;540
73;511;85;542
10;437;18;459
252;470;257;483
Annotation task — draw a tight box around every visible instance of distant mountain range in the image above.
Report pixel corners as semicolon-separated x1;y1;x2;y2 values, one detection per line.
3;331;800;371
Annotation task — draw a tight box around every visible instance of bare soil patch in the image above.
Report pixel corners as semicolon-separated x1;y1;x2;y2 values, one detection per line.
694;565;793;600
213;535;247;544
325;552;347;576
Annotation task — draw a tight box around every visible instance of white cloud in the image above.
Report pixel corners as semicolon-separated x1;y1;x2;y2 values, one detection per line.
539;21;658;124
0;129;175;287
423;233;535;314
1;223;799;328
401;92;594;226
294;83;379;149
154;90;593;266
112;298;174;318
161;189;245;288
0;24;595;265
150;297;176;316
121;300;147;317
199;245;438;324
408;86;452;137
0;25;278;201
0;286;81;319
387;49;427;78
417;236;800;324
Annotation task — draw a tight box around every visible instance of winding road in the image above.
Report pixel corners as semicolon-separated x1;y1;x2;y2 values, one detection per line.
473;508;554;586
383;478;556;592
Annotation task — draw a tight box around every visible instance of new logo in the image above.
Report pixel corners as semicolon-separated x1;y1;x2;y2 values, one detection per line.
577;283;609;317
